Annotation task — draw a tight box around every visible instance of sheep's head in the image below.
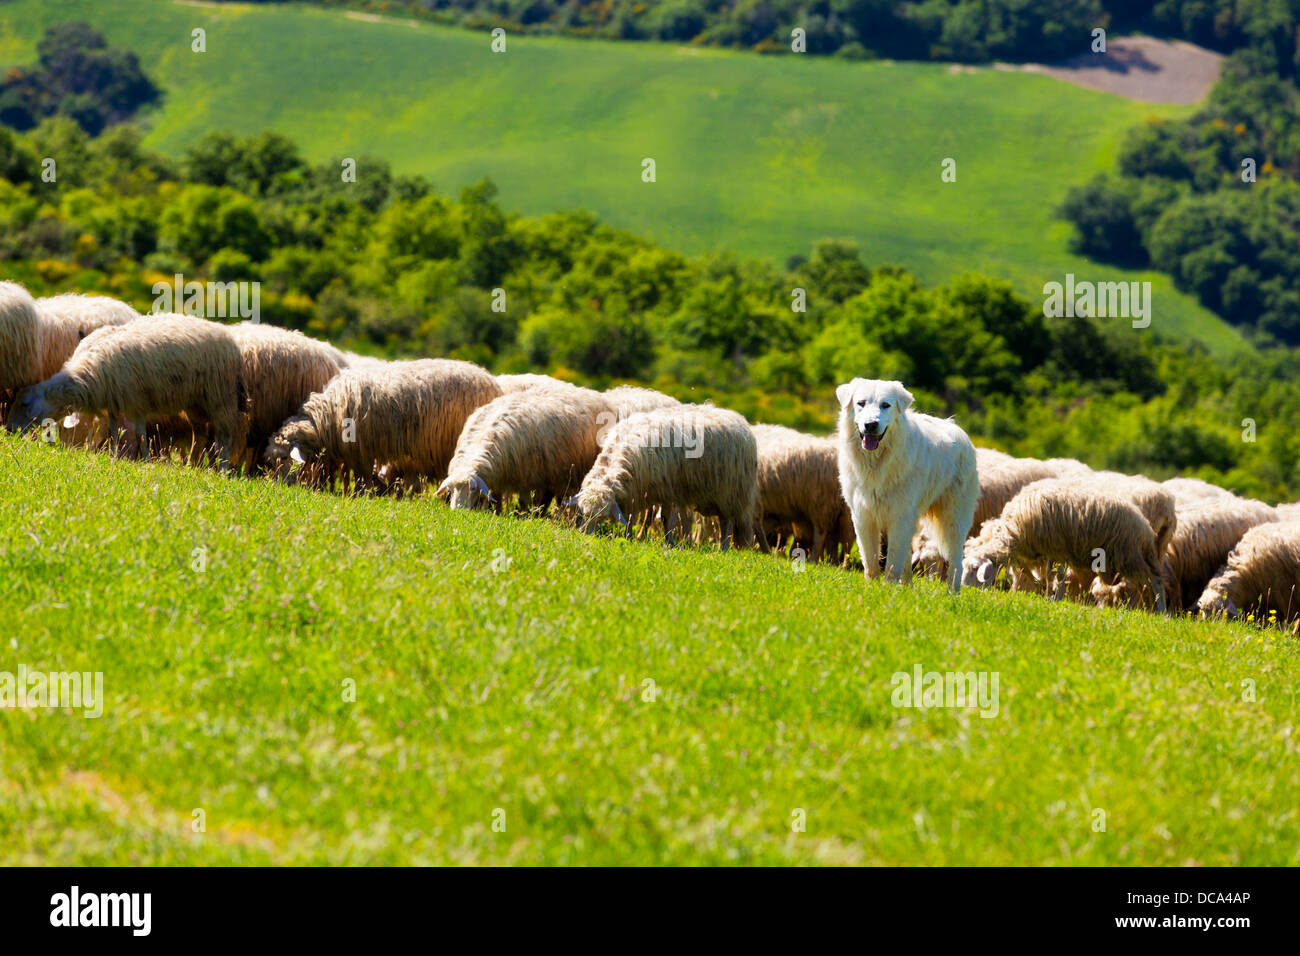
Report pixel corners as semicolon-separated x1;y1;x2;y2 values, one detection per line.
6;384;61;434
1196;585;1237;619
961;553;999;589
565;490;627;533
1091;578;1130;608
262;416;319;482
911;540;941;574
436;474;496;510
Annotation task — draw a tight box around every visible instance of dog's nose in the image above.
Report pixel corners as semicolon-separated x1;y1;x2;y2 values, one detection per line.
861;420;879;433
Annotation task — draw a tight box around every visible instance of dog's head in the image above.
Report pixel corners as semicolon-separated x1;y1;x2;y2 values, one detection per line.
836;378;913;452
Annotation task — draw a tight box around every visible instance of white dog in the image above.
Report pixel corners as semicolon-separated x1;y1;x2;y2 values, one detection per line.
836;378;978;592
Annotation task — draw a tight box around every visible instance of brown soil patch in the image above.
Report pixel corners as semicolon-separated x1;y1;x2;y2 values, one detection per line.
1000;36;1223;105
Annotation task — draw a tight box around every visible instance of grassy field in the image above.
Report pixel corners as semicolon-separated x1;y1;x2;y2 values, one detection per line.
2;434;1298;865
0;0;1246;353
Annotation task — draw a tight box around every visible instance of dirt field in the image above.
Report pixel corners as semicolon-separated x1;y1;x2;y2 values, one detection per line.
1000;36;1223;105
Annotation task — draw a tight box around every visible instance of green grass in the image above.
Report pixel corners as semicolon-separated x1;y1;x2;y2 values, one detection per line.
2;434;1299;865
0;0;1247;354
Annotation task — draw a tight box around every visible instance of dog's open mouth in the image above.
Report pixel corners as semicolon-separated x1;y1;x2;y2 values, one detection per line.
860;428;884;451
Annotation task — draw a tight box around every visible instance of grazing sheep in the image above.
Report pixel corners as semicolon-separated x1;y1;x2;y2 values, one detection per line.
6;313;248;469
602;387;683;536
436;386;613;511
1098;496;1279;611
495;372;573;395
962;479;1166;612
35;293;138;380
984;470;1174;603
573;404;765;552
753;423;851;562
226;323;342;472
263;358;501;491
0;281;43;415
1197;522;1300;625
1162;476;1235;507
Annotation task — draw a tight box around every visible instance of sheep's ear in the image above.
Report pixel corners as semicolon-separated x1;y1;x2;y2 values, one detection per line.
562;495;580;509
835;381;856;409
435;478;453;500
62;413;80;428
289;446;306;464
977;560;994;584
612;501;628;527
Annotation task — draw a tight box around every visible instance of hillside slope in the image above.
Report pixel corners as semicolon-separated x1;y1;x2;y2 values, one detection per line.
1;437;1297;864
0;0;1246;353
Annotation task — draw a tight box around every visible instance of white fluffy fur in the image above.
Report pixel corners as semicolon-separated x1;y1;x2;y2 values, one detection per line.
836;378;978;592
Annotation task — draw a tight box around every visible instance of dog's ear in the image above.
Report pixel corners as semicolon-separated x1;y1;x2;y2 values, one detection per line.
891;382;915;411
835;381;856;409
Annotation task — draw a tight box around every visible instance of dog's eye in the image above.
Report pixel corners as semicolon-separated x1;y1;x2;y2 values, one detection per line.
881;402;891;409
857;400;865;408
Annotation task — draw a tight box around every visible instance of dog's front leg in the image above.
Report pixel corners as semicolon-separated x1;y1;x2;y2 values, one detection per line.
884;513;919;584
850;504;881;580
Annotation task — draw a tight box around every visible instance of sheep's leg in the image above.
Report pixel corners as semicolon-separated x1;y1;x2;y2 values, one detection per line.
1051;564;1068;601
719;518;734;552
215;438;233;473
811;527;827;563
129;420;148;460
736;511;760;552
663;508;679;546
135;421;151;461
851;505;882;580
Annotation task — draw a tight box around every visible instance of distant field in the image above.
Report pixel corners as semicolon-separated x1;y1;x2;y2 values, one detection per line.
0;0;1246;353
2;437;1299;864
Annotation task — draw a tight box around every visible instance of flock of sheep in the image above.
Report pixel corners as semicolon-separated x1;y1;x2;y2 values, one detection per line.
2;279;1299;629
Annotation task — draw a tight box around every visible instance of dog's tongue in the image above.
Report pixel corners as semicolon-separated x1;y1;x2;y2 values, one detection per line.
862;434;880;451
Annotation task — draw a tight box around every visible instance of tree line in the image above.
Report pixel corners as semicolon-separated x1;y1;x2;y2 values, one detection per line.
1;121;1297;501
